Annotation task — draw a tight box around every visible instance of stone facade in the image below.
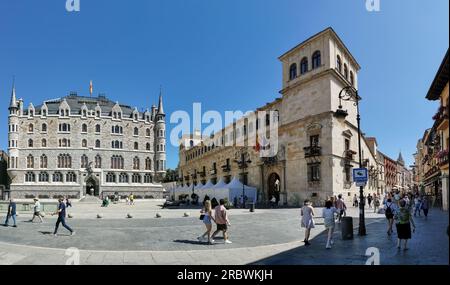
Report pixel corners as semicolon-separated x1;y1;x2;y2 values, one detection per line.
7;88;166;199
178;28;380;206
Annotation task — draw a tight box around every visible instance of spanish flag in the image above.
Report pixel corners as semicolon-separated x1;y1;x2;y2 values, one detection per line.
89;80;93;96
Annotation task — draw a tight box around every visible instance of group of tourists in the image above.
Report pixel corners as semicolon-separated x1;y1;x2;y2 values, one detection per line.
300;194;347;249
352;193;382;212
383;189;430;250
3;196;74;237
198;198;232;245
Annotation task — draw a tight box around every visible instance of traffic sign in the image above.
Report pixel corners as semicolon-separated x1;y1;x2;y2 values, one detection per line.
353;168;368;183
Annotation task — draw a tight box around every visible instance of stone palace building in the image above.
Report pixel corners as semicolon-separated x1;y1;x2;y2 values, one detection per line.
7;87;166;199
178;28;380;206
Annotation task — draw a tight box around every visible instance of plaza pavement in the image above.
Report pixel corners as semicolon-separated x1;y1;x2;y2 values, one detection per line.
0;201;448;265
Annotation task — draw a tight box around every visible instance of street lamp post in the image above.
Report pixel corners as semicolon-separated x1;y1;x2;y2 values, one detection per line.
336;85;367;236
235;149;252;208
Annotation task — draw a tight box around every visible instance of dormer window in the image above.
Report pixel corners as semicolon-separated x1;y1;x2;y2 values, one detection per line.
29;109;34;117
65;109;69;116
42;109;47;117
96;110;101;117
118;112;122;119
82;110;87;117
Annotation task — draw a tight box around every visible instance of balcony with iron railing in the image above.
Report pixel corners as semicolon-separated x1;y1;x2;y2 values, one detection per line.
344;149;357;161
221;164;231;172
303;146;322;158
436;149;449;168
433;106;449;131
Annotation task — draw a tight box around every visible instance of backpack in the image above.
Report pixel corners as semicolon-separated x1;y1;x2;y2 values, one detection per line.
385;203;393;217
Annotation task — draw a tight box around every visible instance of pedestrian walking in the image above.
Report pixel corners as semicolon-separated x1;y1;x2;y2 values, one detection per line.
66;198;72;208
30;198;43;223
394;199;416;250
421;196;429;219
367;194;373;208
301;200;315;245
353;194;358;207
53;196;75;237
413;195;422;217
270;195;277;208
3;199;17;227
335;194;347;222
198;200;215;244
211;199;232;244
322;200;338;249
384;198;395;235
374;194;381;213
129;193;135;206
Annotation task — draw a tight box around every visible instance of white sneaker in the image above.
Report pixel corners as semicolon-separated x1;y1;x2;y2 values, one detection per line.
71;231;76;236
225;240;233;244
197;236;204;242
330;239;334;245
210;239;215;244
326;244;331;249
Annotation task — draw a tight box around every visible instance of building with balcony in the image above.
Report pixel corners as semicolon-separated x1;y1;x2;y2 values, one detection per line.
177;28;379;206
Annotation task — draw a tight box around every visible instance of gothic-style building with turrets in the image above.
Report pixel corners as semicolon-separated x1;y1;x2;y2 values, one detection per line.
7;84;166;199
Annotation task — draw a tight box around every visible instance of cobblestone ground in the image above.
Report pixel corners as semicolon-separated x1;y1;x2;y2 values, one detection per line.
0;201;448;265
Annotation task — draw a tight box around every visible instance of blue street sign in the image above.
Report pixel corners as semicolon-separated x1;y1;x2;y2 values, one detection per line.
353;168;368;183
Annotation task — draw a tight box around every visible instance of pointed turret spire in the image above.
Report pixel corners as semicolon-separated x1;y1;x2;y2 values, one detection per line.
9;77;18;109
157;86;165;115
397;151;405;166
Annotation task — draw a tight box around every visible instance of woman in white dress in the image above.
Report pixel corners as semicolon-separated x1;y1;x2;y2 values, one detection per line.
322;200;339;249
301;200;315;246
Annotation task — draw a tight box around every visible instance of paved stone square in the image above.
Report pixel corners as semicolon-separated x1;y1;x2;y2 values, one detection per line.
0;201;448;265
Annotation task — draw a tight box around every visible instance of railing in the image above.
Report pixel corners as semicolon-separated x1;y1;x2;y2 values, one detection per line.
303;146;322;158
221;165;231;172
436;149;449;167
345;150;356;160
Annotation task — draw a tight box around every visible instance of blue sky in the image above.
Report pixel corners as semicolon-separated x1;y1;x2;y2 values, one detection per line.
0;0;448;169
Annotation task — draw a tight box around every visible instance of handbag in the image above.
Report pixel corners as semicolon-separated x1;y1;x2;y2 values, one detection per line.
199;214;205;220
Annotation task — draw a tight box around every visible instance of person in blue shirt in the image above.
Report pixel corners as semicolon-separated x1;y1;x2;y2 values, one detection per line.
3;199;17;227
53;196;75;236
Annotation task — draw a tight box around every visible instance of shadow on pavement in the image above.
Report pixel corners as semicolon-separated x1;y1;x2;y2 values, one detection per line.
250;212;449;265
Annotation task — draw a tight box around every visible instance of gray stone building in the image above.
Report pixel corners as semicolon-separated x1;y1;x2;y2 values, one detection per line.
7;86;166;199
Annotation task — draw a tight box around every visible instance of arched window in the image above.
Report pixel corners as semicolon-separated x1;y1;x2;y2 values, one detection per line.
53;172;63;182
133;156;140;170
25;172;35;182
350;71;354;86
190;140;194;147
82;139;88;148
41;139;47;148
146;128;151;137
28;139;34;148
95;155;102;168
300;57;308;74
66;172;77;182
134;142;139;150
111;155;124;169
119;173;128;183
145;157;152;170
114;125;120;134
132;173;142;183
134;127;139;136
38;172;49;182
27;154;34;168
82;124;88;133
81;155;89;168
28;124;34;133
95;124;100;133
106;172;116;183
156;145;159;152
144;173;152;184
146;143;151;151
57;154;72;168
289;63;297;80
95;139;100;148
40;154;47;168
41;123;47;132
344;64;348;80
336;55;342;73
312;50;321;69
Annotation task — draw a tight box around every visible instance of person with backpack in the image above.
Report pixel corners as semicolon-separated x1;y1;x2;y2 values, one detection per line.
384;198;395;235
394;199;416;250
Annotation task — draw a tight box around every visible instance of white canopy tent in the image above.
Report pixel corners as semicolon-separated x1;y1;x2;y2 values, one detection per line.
225;177;257;203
